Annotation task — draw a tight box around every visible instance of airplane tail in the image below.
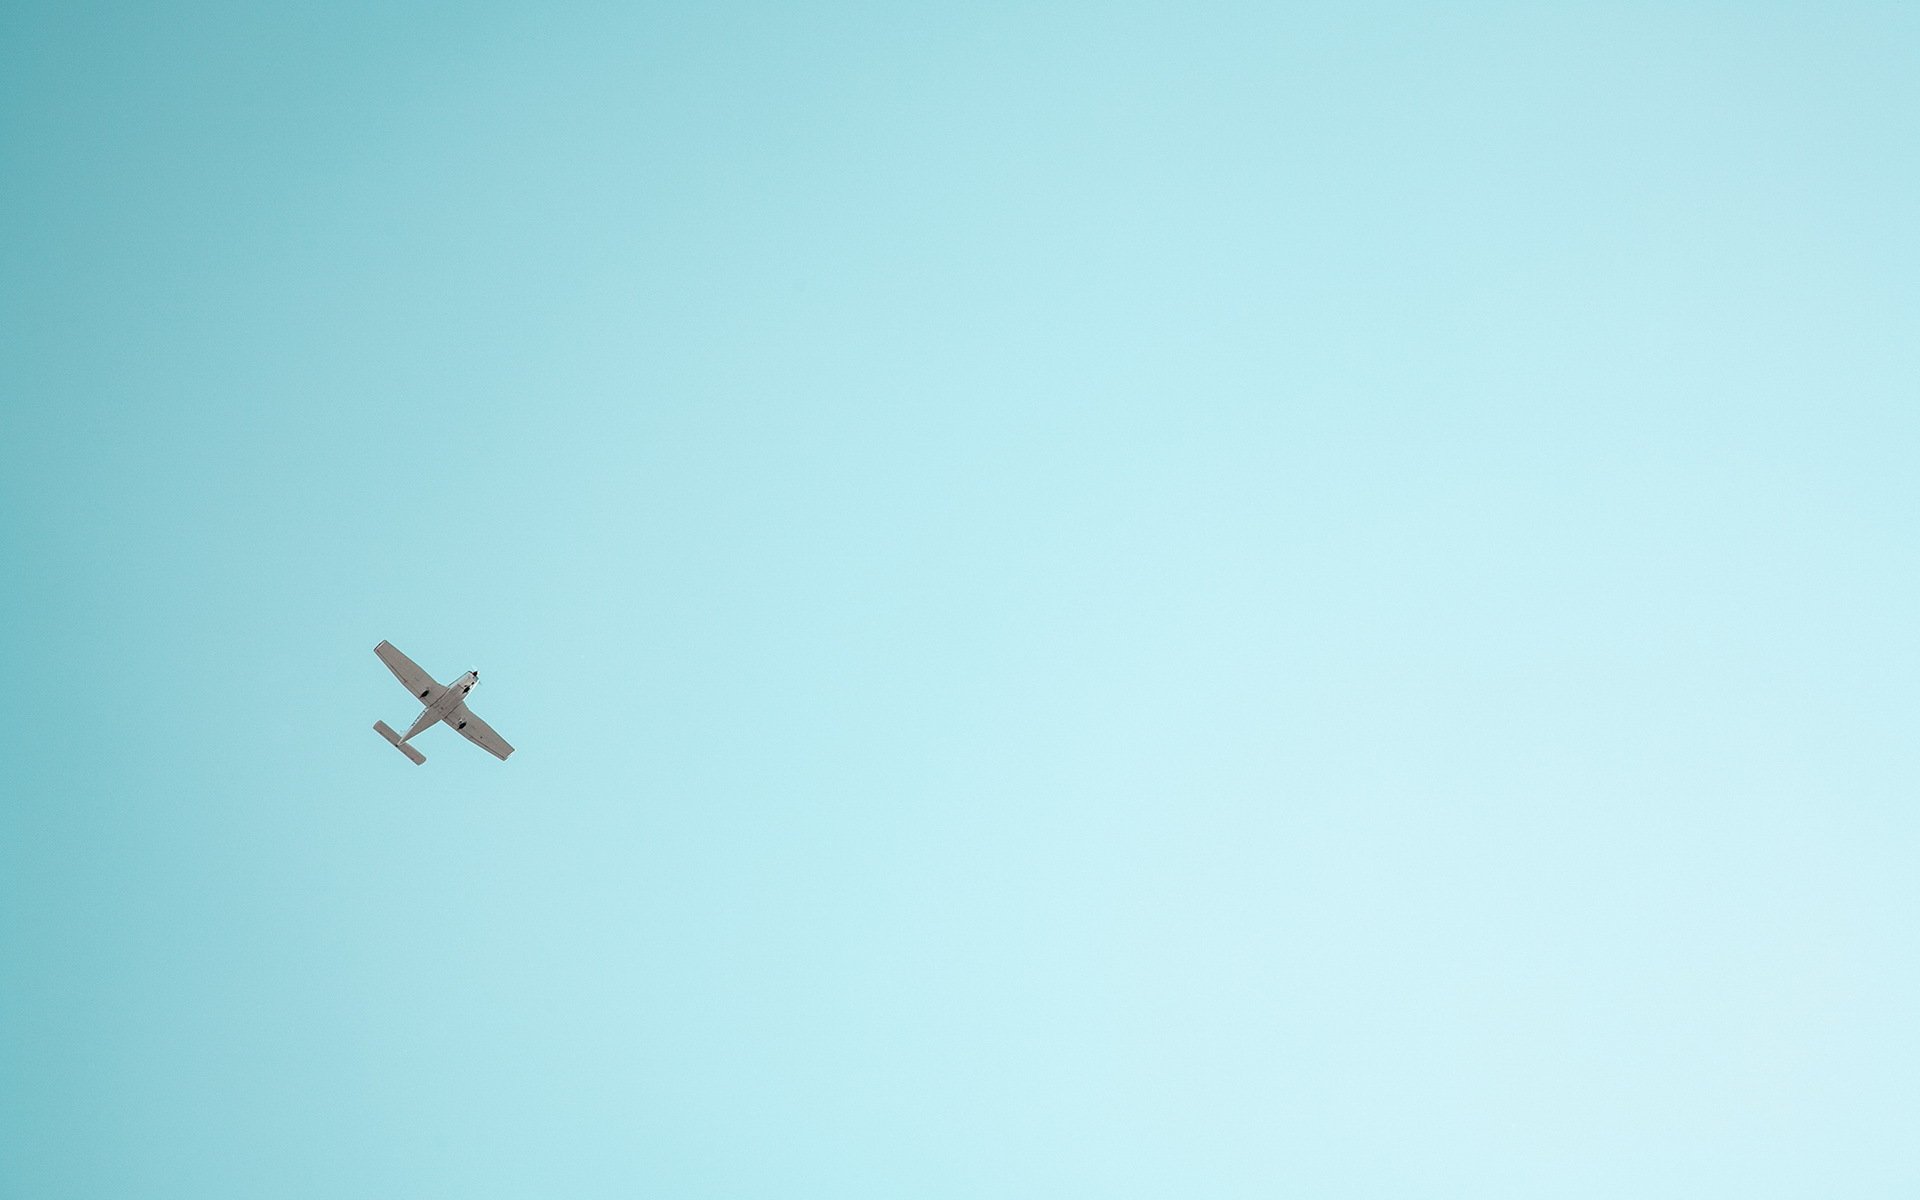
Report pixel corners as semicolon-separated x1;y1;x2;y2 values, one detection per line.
374;720;427;765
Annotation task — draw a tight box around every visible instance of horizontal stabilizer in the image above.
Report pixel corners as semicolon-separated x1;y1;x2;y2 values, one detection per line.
373;720;426;765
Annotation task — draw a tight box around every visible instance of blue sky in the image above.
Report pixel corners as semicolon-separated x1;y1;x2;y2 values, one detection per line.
3;2;1917;1196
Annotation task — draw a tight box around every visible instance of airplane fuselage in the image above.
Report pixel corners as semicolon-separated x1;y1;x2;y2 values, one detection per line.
401;670;478;741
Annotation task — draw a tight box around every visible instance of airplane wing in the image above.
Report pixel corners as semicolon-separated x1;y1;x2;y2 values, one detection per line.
446;702;514;761
375;640;443;702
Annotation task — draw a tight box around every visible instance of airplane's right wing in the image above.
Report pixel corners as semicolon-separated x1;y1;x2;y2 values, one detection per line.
375;640;443;703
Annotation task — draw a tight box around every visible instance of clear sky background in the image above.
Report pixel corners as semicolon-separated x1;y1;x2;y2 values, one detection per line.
3;2;1917;1196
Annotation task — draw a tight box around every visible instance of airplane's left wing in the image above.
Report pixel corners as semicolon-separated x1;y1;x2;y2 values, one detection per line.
447;702;515;761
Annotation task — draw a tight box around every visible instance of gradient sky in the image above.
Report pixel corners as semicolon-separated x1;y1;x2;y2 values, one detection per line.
4;2;1918;1196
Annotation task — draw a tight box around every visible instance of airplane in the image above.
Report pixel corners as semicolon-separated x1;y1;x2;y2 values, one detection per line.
371;640;515;764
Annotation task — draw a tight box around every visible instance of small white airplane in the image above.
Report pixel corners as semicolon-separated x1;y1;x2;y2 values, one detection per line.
371;640;515;764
